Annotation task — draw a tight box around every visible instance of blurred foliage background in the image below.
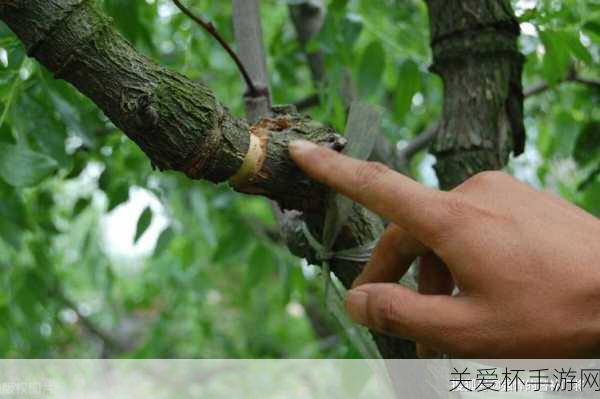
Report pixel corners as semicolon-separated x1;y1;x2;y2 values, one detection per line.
0;0;597;358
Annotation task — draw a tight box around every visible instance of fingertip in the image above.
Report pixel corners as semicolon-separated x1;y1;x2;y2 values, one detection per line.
288;139;319;160
345;288;369;325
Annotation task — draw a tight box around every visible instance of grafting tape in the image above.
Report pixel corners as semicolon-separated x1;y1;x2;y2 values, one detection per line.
300;101;383;264
301;223;377;263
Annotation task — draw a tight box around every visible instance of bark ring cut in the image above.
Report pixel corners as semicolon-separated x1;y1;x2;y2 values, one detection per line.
229;131;265;189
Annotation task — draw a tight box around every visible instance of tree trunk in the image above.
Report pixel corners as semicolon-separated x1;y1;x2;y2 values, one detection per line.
425;0;525;189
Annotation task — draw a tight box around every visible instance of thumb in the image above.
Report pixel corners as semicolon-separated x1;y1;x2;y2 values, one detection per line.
346;284;482;356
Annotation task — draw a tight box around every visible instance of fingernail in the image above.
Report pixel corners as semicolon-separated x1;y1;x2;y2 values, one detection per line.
289;139;317;155
346;289;369;325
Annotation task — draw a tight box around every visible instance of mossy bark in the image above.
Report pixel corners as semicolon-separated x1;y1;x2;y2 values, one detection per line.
425;0;525;189
0;0;339;211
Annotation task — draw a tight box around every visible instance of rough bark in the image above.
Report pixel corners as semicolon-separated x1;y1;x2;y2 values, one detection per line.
425;0;525;189
0;0;415;358
0;0;341;212
0;0;525;360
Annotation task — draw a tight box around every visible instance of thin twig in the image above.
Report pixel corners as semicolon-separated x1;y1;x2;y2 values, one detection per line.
573;76;600;91
524;73;600;97
395;126;438;173
171;0;260;96
293;93;320;111
397;73;600;167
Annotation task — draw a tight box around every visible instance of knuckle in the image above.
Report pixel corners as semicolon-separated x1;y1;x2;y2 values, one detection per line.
468;170;506;186
455;171;505;193
433;195;475;237
354;162;390;191
444;195;471;220
441;193;494;224
429;194;490;246
371;295;402;332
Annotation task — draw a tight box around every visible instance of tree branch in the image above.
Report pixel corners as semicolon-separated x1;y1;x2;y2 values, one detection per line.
524;73;600;97
232;0;271;123
575;76;600;90
294;93;320;112
171;0;260;97
1;0;337;211
395;126;438;173
389;72;600;170
0;0;410;358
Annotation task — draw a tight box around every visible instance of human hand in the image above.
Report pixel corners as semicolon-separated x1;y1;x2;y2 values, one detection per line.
289;139;600;358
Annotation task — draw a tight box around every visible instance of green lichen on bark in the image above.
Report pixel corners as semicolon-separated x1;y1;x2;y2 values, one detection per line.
0;0;340;211
2;0;247;178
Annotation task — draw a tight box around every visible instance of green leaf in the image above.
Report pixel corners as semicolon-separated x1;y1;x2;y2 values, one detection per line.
330;0;349;13
518;8;538;22
107;181;130;211
394;60;421;122
0;218;22;250
565;31;592;65
99;170;130;211
340;15;363;48
579;180;600;216
539;30;571;84
549;110;579;158
583;21;600;45
574;121;600;166
134;206;152;244
72;197;91;217
357;41;386;98
0;180;27;227
154;227;174;256
578;166;600;192
0;143;57;187
13;84;70;168
190;188;217;248
245;243;275;291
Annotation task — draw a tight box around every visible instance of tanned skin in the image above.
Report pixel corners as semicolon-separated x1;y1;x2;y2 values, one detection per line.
290;139;600;358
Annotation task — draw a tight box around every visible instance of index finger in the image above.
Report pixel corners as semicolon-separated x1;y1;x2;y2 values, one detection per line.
289;140;451;245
